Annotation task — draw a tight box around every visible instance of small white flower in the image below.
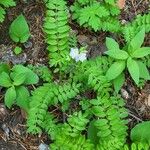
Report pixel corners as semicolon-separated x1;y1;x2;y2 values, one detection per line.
70;48;79;59
75;53;87;62
70;47;87;62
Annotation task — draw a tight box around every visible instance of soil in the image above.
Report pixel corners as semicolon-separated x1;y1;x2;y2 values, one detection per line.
0;0;150;149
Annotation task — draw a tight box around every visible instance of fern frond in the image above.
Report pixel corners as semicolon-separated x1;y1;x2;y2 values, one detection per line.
124;143;150;150
27;82;81;134
97;138;124;150
0;0;15;7
50;132;94;150
42;113;58;140
43;0;70;71
27;84;55;134
123;14;150;43
102;17;121;32
66;111;89;137
0;0;15;23
0;7;5;22
78;2;109;31
90;95;128;149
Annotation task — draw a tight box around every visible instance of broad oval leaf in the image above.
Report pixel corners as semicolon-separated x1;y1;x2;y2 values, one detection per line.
0;63;10;73
106;37;120;50
0;72;12;87
16;86;30;111
5;87;16;108
9;14;30;43
129;28;145;50
127;58;139;85
105;50;128;60
113;72;125;93
11;65;39;85
13;73;27;86
132;47;150;58
137;61;150;80
131;121;150;143
106;61;126;80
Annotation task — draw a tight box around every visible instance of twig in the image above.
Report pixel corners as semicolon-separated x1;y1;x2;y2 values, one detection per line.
128;112;143;122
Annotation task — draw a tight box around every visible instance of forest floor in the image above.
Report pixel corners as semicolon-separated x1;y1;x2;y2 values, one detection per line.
0;0;150;149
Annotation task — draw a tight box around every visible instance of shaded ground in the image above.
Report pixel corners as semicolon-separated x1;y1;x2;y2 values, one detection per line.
0;0;150;149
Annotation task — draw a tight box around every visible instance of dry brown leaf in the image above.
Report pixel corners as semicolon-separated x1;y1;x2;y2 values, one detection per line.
117;0;126;9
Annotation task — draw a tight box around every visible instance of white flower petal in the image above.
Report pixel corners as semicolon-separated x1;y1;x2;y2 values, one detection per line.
78;53;87;62
74;55;80;62
70;48;79;59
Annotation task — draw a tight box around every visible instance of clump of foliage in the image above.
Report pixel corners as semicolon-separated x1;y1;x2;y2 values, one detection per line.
0;64;39;111
1;0;150;149
28;64;52;83
105;28;150;92
0;0;15;23
123;13;150;43
25;1;150;149
71;0;121;32
27;55;129;149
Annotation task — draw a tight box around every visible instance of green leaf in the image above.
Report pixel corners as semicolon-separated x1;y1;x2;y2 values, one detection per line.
127;58;139;85
130;28;145;50
13;73;27;86
113;73;125;93
87;120;99;145
105;50;128;60
14;46;22;55
137;61;150;80
9;14;30;43
11;65;39;85
4;87;16;108
132;47;150;58
0;0;16;7
131;121;150;144
106;37;119;50
88;16;100;31
0;7;5;23
0;63;10;73
16;86;29;111
0;72;12;87
106;61;126;80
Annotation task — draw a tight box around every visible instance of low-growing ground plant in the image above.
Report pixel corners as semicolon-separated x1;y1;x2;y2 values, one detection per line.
105;28;150;92
0;64;39;111
71;0;121;32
